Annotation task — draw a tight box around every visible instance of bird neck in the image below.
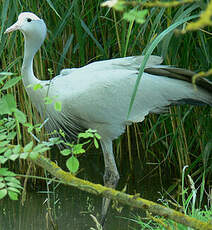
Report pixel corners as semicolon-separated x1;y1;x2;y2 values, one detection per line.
21;33;42;87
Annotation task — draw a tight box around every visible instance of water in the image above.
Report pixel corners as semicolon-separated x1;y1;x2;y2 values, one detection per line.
0;150;173;230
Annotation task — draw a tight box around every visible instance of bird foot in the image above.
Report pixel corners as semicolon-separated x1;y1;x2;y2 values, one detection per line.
100;167;120;226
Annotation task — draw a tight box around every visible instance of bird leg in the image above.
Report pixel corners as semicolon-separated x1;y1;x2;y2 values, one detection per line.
100;139;120;225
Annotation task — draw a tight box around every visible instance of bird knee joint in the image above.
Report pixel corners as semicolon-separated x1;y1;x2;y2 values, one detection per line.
103;168;120;187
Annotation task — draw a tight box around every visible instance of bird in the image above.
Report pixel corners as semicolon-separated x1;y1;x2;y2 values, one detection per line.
5;12;212;224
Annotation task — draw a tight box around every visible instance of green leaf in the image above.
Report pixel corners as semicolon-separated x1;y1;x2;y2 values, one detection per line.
94;133;101;140
54;101;62;111
8;191;18;200
24;123;34;132
5;177;20;184
5;119;16;129
9;154;19;161
47;137;64;146
24;141;33;152
113;1;125;11
29;151;39;160
123;9;148;24
6;182;22;189
1;76;22;90
0;94;16;115
7;132;17;140
0;141;10;146
0;134;7;141
0;189;7;199
0;182;5;189
0;147;8;154
14;109;27;124
44;97;53;104
94;138;99;149
0;75;8;84
20;152;29;159
7;187;21;193
33;83;43;91
32;144;50;154
0;72;15;76
0;156;8;164
72;144;85;155
66;156;79;173
86;128;97;133
13;145;21;154
0;168;15;176
4;149;12;158
60;149;71;156
78;132;94;139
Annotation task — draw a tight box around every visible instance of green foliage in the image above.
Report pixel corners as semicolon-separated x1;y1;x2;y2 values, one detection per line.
54;101;62;112
33;83;43;91
129;171;212;229
0;70;101;195
78;129;101;149
61;129;101;173
0;71;66;200
66;156;79;173
0;168;23;200
0;76;21;91
0;94;16;115
43;96;62;111
0;129;51;164
24;122;43;133
0;73;26;123
44;96;53;105
123;9;148;24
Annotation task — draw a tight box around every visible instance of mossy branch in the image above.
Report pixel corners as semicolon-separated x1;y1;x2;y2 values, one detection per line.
183;0;212;32
33;154;212;230
192;69;212;84
102;0;197;8
136;0;197;8
102;0;212;33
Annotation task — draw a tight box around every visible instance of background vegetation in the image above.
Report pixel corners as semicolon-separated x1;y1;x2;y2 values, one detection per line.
0;0;211;227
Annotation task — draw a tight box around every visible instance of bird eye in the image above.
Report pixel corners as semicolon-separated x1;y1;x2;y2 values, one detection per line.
27;18;32;22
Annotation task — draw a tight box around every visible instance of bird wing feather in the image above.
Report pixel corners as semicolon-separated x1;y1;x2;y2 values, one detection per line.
57;55;163;77
48;57;212;140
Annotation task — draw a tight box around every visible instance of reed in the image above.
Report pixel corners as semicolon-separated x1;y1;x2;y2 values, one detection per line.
1;0;211;197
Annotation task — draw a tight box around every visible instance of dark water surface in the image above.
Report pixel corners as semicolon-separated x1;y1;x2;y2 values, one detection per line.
0;149;173;230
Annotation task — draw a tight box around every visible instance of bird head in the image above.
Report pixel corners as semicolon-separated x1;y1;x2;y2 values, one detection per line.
5;12;47;42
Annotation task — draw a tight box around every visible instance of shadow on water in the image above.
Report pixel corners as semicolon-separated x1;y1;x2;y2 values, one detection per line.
0;147;174;230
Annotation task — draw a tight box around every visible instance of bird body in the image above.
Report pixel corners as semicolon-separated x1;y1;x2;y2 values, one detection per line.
27;56;212;142
5;12;212;224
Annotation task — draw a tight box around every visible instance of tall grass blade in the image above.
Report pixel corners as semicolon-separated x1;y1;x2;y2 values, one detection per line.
73;0;85;65
0;0;9;40
80;19;105;55
57;34;74;74
45;0;61;19
0;0;10;57
127;14;199;118
48;5;74;46
123;20;134;57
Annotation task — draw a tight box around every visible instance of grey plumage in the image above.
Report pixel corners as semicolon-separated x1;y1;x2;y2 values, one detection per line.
5;12;212;224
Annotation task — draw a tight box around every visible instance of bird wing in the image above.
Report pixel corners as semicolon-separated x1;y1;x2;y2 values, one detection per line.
57;55;163;76
82;55;163;70
48;56;212;140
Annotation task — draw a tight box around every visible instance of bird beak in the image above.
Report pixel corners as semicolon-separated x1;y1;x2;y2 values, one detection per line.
4;22;20;34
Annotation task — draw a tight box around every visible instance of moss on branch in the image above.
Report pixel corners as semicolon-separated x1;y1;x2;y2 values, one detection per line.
33;155;212;230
